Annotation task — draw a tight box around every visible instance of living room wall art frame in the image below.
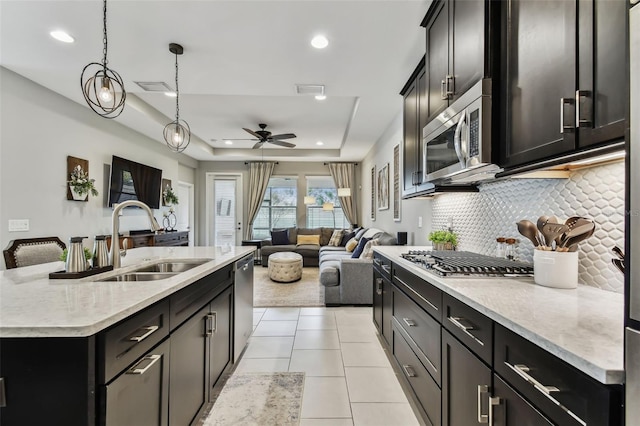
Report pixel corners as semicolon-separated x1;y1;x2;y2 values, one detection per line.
370;165;376;220
393;144;401;221
377;163;389;211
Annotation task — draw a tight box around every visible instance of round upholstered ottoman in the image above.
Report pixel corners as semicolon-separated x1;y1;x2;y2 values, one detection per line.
268;252;303;283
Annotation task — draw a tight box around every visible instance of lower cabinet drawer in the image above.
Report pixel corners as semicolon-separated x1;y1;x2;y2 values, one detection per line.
99;299;170;384
393;322;441;426
393;285;441;384
494;324;622;426
392;264;442;321
442;293;492;365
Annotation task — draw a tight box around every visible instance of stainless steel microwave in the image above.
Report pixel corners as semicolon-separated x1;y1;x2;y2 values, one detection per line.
422;79;501;184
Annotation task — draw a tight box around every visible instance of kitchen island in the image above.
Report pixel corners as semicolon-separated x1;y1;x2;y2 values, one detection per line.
0;246;255;425
374;245;624;425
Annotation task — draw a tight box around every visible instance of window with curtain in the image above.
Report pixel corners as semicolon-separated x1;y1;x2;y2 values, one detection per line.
306;176;349;229
251;177;297;239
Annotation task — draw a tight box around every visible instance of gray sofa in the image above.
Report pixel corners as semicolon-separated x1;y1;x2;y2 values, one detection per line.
260;227;336;267
318;228;397;306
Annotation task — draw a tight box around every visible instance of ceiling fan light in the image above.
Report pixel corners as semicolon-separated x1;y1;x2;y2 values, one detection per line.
311;35;329;49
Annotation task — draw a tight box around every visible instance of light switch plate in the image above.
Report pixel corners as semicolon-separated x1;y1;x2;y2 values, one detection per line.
418;216;423;228
8;219;29;232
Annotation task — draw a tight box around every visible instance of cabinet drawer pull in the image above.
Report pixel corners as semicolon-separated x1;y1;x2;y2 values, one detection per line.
448;316;484;346
575;90;592;127
402;364;416;378
477;384;489;423
128;325;159;342
488;396;501;426
376;278;383;295
126;354;161;375
373;258;382;267
560;97;575;133
395;275;439;312
381;264;391;274
402;318;417;327
504;362;586;425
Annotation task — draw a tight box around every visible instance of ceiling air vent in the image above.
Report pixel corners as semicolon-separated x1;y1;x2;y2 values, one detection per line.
134;81;174;92
295;84;325;96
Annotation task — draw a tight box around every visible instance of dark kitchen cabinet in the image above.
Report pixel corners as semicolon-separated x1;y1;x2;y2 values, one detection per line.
401;60;432;198
499;0;626;169
373;253;393;345
491;374;553;426
105;339;170;426
441;329;492;426
208;286;233;392
422;0;489;123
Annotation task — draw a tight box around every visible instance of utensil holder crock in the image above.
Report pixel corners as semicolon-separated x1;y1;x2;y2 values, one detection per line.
533;250;579;289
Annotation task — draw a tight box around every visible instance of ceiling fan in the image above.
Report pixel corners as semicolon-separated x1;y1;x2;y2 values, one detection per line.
225;123;297;149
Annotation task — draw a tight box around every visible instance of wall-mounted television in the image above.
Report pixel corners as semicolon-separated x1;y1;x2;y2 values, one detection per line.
108;156;162;209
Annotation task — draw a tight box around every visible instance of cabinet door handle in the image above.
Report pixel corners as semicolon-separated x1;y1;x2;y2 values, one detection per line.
0;377;5;407
441;79;448;100
575;90;592;127
446;74;455;97
448;316;484;346
477;384;489;423
402;364;416;378
488;396;501;426
402;318;417;327
128;325;159;342
560;97;575;133
376;278;383;295
504;362;585;425
205;312;217;336
126;354;161;375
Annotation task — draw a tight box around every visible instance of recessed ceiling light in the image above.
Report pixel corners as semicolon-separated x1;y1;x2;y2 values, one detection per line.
315;95;326;100
50;30;74;43
316;141;324;146
224;140;233;145
311;35;329;49
164;92;177;97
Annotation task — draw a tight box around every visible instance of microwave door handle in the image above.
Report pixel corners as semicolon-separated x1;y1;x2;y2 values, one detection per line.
460;110;469;165
454;111;467;168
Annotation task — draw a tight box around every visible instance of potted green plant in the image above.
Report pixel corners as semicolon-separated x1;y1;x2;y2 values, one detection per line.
68;165;99;201
163;185;179;206
428;230;458;250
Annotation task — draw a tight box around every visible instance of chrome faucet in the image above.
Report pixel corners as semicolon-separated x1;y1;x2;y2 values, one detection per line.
110;200;162;269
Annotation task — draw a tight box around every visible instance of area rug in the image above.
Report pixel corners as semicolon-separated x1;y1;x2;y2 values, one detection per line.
203;372;305;426
253;266;325;307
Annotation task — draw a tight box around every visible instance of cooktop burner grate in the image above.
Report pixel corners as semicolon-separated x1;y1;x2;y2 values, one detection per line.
400;250;533;277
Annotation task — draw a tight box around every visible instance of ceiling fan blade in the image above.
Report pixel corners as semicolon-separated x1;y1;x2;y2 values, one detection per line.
269;133;297;140
252;141;266;149
243;127;262;139
269;140;296;148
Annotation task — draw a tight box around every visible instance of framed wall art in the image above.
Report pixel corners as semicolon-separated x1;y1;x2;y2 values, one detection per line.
377;163;389;211
393;144;401;221
370;165;376;220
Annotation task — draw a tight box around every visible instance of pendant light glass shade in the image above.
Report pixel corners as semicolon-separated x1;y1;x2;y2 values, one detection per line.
164;43;190;153
80;0;126;118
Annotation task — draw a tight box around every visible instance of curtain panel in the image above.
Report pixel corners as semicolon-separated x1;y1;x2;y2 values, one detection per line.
328;162;357;226
245;162;275;239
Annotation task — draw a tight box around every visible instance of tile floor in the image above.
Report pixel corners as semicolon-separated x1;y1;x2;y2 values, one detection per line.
233;306;420;426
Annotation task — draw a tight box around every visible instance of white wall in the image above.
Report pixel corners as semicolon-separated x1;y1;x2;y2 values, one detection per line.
195;161;361;245
0;67;196;268
360;111;433;245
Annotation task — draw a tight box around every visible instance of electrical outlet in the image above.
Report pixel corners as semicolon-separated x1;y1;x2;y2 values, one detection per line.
418;216;423;228
8;219;29;232
447;217;453;231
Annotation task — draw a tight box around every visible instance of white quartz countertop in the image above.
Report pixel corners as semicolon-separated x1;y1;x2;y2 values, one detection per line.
0;246;254;338
374;246;624;385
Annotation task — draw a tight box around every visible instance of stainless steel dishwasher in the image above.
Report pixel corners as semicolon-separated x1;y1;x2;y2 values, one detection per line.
234;254;254;362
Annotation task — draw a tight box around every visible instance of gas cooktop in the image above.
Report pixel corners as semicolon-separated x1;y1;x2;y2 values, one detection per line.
400;250;534;277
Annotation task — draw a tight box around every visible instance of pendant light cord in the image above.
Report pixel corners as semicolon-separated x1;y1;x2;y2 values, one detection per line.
175;53;180;122
102;0;108;69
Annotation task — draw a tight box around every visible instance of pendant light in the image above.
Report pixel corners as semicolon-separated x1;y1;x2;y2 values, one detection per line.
163;43;191;153
80;0;126;118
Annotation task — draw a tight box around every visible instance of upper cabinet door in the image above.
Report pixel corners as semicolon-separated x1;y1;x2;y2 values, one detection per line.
577;0;627;148
500;0;577;168
450;0;486;101
425;0;450;122
402;78;419;197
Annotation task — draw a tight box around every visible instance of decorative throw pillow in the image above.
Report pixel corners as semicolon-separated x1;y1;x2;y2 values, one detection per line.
271;229;289;245
297;234;320;246
328;230;343;246
354;228;368;241
351;237;371;258
345;237;359;252
360;239;380;259
340;231;355;247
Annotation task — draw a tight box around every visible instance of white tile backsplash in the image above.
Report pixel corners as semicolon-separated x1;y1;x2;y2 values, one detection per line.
431;162;625;293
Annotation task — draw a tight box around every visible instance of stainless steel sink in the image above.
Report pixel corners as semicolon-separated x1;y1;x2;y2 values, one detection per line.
100;272;178;282
133;259;209;273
